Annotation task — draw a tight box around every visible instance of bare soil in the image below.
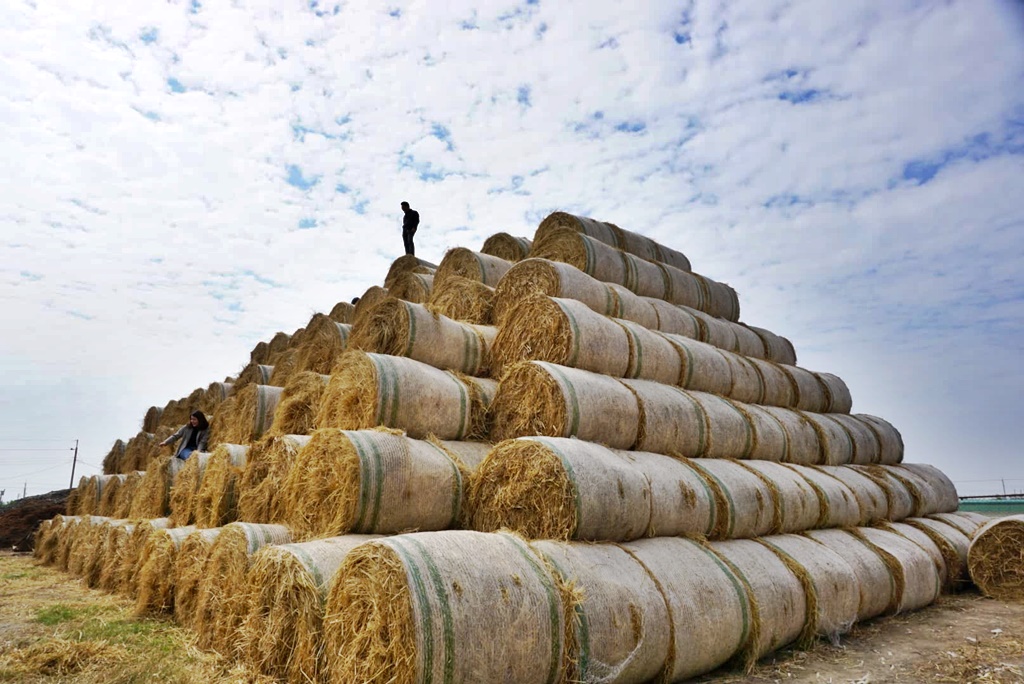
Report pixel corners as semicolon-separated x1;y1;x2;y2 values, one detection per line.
2;550;1022;683
0;490;70;551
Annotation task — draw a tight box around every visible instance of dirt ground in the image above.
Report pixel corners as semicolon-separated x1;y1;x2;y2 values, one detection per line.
0;491;70;551
1;550;1022;683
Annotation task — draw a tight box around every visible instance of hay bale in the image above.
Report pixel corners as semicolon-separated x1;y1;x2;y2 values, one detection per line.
111;471;144;519
97;521;135;592
804;528;897;619
815;372;853;413
493;258;622;324
160;397;193;430
280;429;471;540
690;459;776;540
929;511;988;537
239;534;381;683
829;413;881;465
194;522;293;653
352;285;390;327
621;536;750;680
759;406;823;466
37;515;73;565
173;527;224;628
69;516;112;581
853;527;942;612
323;530;569;684
481;232;532;261
490;361;640;448
643;298;702;339
536;211;692;271
903;517;972;589
101;439;127;474
748;326;798;365
886;463;959;516
267;371;330;437
531;540;671;683
709;538;806;662
194;444;249;528
434;247;513;288
199;381;234;416
781;366;828;412
168;452;213;526
627;383;753;459
267;331;292;362
250;340;271;365
293;313;352;375
142;406;164;433
747;358;796;407
134;525;195;615
967;515;1024;600
268;349;299;387
816;465;889;524
383;254;437;289
317;351;493;441
213;384;283;445
799;411;855;465
54;516;85;571
116;516;171;594
98;474;127;516
734;404;790;462
237;434;311;523
435;439;492;469
32;519;52;561
235;363;275;391
739;461;821;534
856;465;916;521
881;521;951;589
389;271;434;303
469;437;713;542
426;275;496;325
759;534;860;642
856;414;904;464
328;300;356;324
786;463;862;528
128;456;186;519
719;351;765;404
64;488;80;516
352;298;496;376
77;475;105;515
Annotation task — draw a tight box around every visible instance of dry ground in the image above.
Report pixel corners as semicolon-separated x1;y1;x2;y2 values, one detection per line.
2;550;1022;683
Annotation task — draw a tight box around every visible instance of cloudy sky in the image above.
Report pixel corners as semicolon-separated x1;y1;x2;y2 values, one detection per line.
1;0;1022;501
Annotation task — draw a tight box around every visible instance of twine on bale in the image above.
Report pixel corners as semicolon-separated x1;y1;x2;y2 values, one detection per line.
268;371;330;437
317;351;494;441
237;434;311;524
434;247;513;288
280;428;471;540
481;232;532;261
881;521;952;589
293;313;352;375
968;515;1024;600
173;527;223;628
389;272;434;303
322;530;570;684
329;300;356;324
426;275;496;325
239;534;380;683
194;443;249;528
383;255;437;289
168;452;212;526
351;298;496;376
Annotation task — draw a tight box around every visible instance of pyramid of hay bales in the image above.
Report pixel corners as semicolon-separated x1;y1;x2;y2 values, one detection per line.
41;212;991;684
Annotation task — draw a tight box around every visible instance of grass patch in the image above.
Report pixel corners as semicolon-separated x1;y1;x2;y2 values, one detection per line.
34;604;79;625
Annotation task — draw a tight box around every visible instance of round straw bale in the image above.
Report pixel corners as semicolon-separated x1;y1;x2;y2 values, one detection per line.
815;372;852;413
643;298;701;339
318;351;491;441
695;273;741;322
469;437;650;542
689;458;776;540
143;406;164;433
268;371;330;437
134;525;196;615
531;540;671;683
853;527;942;612
684;390;755;459
799;411;855;465
855;414;904;464
267;331;292;362
97;521;135;592
491;361;640;447
237;434;310;524
722;351;764;404
735;404;790;462
748;326;797;365
608;283;661;329
709;538;805;662
122;431;154;472
199;381;234;416
173;527;223;628
739;461;821;534
747;358;796;407
967;515;1024;600
129;456;185;519
886;463;959;516
280;429;469;540
102;439;127;474
620;536;750;680
426;275;495;324
879;521;950;589
268;349;298;386
32;519;52;562
389;271;434;303
493;258;619;324
383;254;437;289
856;466;916;521
436;439;492;470
481;232;532;261
663;335;732;396
216;384;283;445
98;475;127;515
352;285;390;326
328;300;355;324
618;381;706;457
168;452;212;527
804;528;897;619
161;398;190;429
234;363;275;393
618;448;715;538
903;517;971;589
111;471;142;519
352;298;495;376
434;247;513;288
323;530;569;684
816;466;889;524
688;307;738;351
117;517;170;594
535;211;624;252
733;323;769;359
54;516;84;570
194;444;249;528
76;517;117;585
65;488;80;516
78;476;102;515
292;313;351;375
250;340;271;365
239;534;381;683
828;414;881;465
617;318;682;385
759;534;860;642
929;511;988;537
196;522;293;653
786;464;862;527
782;365;828;412
491;294;630;377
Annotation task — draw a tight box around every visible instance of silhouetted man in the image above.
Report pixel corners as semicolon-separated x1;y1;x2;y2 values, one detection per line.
401;201;420;256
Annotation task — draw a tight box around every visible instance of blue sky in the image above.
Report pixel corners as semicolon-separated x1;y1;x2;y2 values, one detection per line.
1;0;1023;499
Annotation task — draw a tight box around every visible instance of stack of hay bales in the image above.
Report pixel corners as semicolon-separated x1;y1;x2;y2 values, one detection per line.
39;213;979;683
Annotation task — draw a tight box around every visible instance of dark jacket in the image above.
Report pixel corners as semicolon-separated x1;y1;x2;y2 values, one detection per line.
160;424;209;458
402;208;420;232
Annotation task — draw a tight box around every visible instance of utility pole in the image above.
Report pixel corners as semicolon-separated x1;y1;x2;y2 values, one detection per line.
22;482;27;499
69;439;79;489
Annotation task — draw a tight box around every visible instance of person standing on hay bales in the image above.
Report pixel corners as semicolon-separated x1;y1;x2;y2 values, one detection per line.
401;201;420;256
159;410;209;460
